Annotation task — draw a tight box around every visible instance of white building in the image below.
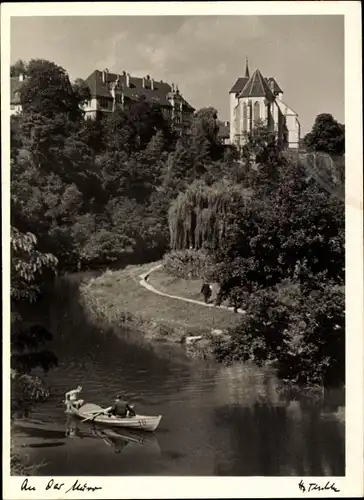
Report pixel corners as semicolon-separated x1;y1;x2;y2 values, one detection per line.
229;59;300;149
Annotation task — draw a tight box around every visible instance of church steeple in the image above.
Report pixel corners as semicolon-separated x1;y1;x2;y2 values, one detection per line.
245;57;250;78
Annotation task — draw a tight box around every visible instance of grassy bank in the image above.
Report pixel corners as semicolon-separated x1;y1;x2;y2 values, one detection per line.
149;266;233;307
80;262;240;345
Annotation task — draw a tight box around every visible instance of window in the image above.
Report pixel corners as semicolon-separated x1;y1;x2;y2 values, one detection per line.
99;98;111;109
242;103;247;131
10;104;15;110
254;101;260;124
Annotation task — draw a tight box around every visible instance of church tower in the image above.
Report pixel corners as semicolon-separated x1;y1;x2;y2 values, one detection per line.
229;57;251;146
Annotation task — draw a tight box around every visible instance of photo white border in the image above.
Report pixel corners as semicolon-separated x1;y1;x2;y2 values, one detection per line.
2;2;363;498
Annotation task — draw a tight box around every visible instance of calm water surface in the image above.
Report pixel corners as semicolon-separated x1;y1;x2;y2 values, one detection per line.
13;275;345;476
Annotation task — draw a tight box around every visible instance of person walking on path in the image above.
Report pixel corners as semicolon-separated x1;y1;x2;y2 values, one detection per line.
201;282;212;304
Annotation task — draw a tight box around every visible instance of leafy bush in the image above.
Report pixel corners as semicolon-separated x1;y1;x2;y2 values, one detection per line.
212;281;344;388
163;248;213;279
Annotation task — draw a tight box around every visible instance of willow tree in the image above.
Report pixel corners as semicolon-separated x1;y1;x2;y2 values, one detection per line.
169;179;251;250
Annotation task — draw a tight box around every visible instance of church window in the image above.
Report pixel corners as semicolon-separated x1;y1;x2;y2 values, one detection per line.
254;101;260;124
242;102;247;131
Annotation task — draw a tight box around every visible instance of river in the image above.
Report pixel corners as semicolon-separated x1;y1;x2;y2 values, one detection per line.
12;274;345;476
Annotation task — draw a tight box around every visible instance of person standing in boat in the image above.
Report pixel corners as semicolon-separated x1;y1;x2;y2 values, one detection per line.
65;386;84;411
109;395;136;418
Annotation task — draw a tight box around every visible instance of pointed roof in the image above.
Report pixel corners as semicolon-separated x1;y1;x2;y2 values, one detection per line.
239;69;274;99
245;57;250;78
230;77;249;94
266;77;283;94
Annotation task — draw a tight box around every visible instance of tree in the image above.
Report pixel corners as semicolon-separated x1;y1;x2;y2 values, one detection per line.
20;59;87;120
72;78;91;107
240;120;284;190
210;157;344;304
11;227;58;416
10;59;27;77
168;179;252;250
304;114;345;156
190;107;224;161
213;281;344;387
105;99;173;155
11;111;104;268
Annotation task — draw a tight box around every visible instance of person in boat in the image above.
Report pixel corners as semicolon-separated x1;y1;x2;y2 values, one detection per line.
201;282;212;304
65;386;84;411
109;395;136;418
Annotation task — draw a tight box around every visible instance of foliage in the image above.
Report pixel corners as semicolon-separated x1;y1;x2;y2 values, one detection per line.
11;59;28;77
190;107;224;160
206;120;344;387
11;227;58;302
212;281;344;387
105;98;175;155
210;156;344;304
11;227;58;417
240;120;284;190
10;57;345;389
168;179;252;250
19;59;88;120
303;113;345;156
163;249;213;279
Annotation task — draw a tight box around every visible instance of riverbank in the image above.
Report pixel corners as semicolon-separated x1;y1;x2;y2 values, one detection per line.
79;262;240;354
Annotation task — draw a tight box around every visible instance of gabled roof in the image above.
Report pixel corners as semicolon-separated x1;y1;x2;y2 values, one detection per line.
238;69;275;100
84;70;195;110
11;77;23;104
230;76;250;94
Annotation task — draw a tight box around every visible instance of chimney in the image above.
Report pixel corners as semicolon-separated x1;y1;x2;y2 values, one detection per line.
172;83;175;92
126;73;130;87
19;73;24;82
151;78;154;90
142;77;146;88
102;69;109;84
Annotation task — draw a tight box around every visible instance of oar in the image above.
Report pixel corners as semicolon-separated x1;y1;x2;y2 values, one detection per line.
81;406;112;423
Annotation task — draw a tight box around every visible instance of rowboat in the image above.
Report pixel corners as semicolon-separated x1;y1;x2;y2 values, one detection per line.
66;403;162;432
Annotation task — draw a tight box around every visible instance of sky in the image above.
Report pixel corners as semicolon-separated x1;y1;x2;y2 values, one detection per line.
10;15;344;135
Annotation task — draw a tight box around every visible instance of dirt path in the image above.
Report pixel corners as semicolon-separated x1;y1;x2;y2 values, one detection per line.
139;265;245;315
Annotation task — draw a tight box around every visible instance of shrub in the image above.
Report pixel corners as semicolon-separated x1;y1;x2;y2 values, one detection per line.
212;280;344;388
163;248;213;279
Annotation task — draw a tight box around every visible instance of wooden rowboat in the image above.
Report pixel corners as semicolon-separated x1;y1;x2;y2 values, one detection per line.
66;403;162;432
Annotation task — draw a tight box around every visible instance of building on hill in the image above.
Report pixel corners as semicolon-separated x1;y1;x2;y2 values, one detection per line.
83;69;195;134
10;73;24;115
229;58;300;149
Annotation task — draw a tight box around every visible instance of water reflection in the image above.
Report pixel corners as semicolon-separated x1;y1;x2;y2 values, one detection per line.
212;400;344;476
12;274;345;476
64;414;161;456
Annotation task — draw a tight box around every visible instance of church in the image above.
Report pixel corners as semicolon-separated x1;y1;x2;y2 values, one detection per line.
229;59;300;149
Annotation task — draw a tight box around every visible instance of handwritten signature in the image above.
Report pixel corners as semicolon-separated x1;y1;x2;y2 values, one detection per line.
21;478;102;494
299;479;340;493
